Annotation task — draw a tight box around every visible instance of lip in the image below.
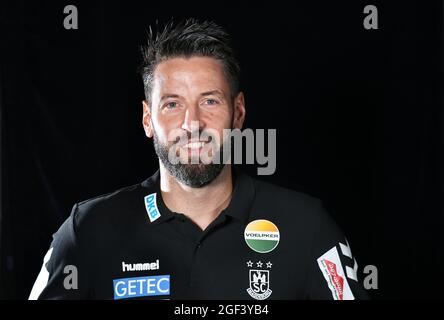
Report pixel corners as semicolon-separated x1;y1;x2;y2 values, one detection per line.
182;141;208;149
178;140;213;158
177;138;211;148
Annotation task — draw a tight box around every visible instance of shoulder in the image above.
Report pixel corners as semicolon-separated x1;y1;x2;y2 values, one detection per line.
249;176;350;260
67;177;156;237
248;176;341;237
74;183;142;220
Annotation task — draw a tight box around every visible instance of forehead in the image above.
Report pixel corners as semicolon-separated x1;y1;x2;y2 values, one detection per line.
152;56;230;94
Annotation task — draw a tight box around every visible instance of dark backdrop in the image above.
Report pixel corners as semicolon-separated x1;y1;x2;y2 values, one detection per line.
1;0;443;299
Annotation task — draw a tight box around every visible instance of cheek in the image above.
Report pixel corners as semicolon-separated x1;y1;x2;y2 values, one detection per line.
152;116;175;142
203;106;233;129
154;115;190;147
204;118;233;147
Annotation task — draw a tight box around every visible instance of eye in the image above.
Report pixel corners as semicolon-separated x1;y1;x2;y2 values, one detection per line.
204;99;219;105
165;101;178;109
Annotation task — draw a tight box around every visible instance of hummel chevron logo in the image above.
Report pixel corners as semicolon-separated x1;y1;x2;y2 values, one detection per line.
339;240;358;282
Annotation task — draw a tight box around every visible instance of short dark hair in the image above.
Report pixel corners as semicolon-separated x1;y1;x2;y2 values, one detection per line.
139;18;240;102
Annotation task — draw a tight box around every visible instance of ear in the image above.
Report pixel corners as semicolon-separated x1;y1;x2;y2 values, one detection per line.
142;100;154;138
232;92;246;130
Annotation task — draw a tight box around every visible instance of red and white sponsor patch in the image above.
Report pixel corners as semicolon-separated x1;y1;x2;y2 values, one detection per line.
317;246;354;300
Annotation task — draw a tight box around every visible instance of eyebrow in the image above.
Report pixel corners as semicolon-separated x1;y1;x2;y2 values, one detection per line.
160;94;181;101
200;90;224;97
160;90;225;101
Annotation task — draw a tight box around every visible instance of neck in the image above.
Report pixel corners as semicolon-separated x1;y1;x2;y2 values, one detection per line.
159;164;233;231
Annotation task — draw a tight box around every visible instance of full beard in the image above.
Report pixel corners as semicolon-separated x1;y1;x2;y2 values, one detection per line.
152;130;227;188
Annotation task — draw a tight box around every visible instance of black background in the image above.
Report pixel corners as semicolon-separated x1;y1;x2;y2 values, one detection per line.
1;0;443;299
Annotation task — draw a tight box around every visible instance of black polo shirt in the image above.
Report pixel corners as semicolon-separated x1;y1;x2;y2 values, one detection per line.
29;169;369;300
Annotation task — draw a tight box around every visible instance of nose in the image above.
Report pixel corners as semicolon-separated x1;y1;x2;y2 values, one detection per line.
181;105;203;133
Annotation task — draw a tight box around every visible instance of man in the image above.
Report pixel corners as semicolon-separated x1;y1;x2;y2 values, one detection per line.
29;19;368;300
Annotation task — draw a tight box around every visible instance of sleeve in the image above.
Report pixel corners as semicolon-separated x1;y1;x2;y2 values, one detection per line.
305;201;370;300
28;204;91;299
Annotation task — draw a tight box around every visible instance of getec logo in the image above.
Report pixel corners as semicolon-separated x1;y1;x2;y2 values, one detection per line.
113;275;170;300
144;193;161;222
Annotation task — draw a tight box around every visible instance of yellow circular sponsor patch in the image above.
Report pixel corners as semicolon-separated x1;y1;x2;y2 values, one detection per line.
244;219;280;253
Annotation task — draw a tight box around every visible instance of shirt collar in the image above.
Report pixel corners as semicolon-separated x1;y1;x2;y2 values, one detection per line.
141;170;175;225
140;167;256;225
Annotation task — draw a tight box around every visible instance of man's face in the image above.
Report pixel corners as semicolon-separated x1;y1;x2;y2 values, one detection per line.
142;56;245;187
